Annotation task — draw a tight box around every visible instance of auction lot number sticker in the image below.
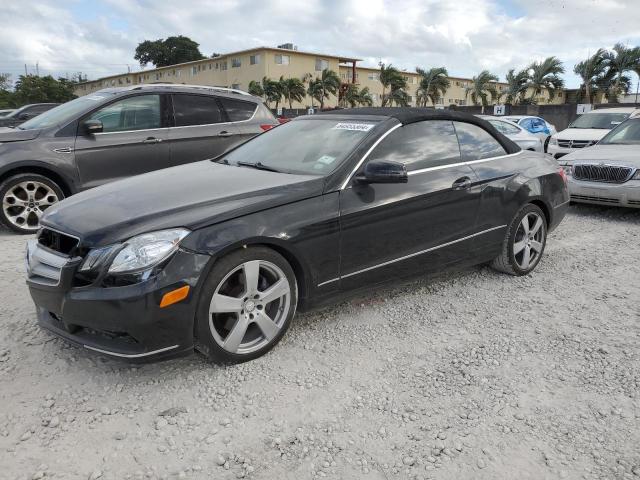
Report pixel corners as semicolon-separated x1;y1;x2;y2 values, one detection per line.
333;123;376;132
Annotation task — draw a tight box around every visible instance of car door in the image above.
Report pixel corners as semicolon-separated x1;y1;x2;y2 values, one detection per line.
338;120;481;290
167;93;240;165
73;93;171;189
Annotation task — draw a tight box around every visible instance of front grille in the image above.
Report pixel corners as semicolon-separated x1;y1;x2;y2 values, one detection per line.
557;139;597;149
572;164;634;183
26;240;69;286
571;194;620;204
38;228;79;256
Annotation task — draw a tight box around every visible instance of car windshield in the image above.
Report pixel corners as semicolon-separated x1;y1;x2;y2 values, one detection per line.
569;112;630;129
219;118;380;175
599;119;640;145
17;93;115;130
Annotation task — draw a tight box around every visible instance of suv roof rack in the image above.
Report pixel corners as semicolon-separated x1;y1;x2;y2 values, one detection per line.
130;83;252;96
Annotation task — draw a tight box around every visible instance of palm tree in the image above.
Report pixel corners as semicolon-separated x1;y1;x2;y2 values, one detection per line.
258;77;282;108
415;67;450;107
310;69;340;109
603;43;639;102
279;77;306;109
307;78;323;109
379;63;407;107
465;70;499;113
573;49;607;104
503;69;529;105
358;86;374;106
340;84;374;107
247;80;264;98
525;56;565;103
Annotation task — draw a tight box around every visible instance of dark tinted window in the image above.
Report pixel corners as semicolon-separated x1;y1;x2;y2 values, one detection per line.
220;98;256;121
87;95;161;133
172;94;223;126
31;105;54;114
367;120;461;171
454;121;506;161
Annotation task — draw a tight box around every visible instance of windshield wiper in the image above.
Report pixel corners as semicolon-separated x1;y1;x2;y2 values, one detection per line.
236;161;281;173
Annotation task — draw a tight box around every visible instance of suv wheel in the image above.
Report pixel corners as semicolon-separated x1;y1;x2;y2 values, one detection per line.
195;246;297;364
0;173;64;234
491;203;547;276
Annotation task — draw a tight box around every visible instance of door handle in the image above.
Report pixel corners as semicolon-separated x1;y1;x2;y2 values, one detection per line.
217;131;233;137
142;137;162;144
452;176;472;190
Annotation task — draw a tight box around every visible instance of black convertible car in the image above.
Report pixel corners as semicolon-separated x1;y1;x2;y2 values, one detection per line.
26;108;569;363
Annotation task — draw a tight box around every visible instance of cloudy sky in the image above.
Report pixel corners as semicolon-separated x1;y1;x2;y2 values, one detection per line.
1;0;640;89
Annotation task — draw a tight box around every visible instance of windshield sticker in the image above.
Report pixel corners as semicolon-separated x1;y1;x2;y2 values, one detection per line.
332;122;375;132
317;155;336;165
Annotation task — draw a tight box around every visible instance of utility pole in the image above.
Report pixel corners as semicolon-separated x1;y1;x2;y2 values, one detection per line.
36;62;39;76
24;64;27;75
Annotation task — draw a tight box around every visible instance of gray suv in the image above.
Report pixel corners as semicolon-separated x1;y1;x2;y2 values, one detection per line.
0;103;60;128
0;85;277;233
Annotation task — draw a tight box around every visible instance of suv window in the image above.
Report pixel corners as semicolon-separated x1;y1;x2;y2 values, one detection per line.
454;122;507;160
219;98;256;122
87;95;161;133
367;120;461;171
489;119;520;135
172;94;223;126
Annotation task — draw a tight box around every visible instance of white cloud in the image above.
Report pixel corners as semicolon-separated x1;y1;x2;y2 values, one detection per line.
1;0;639;88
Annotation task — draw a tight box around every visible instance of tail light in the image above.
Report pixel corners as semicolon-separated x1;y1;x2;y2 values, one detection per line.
260;124;276;131
558;166;568;185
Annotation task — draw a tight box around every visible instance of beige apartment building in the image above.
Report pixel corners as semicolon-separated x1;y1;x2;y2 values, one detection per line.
74;45;565;108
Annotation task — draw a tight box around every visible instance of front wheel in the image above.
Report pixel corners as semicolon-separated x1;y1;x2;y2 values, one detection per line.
491;204;547;276
195;246;297;364
0;173;64;234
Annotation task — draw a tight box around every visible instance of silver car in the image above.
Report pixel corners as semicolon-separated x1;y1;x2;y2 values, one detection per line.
559;117;640;208
480;116;543;152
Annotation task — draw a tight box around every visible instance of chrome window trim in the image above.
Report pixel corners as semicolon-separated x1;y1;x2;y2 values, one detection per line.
408;151;522;176
316;225;507;287
83;344;180;358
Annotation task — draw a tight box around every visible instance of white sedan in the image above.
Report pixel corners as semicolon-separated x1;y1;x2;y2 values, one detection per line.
480;116;544;152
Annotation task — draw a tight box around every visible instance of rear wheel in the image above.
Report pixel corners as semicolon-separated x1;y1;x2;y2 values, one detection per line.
0;173;64;234
195;247;297;364
491;204;547;276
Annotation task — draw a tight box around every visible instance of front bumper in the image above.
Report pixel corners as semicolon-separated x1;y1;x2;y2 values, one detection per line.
567;177;640;208
547;144;574;159
27;242;211;361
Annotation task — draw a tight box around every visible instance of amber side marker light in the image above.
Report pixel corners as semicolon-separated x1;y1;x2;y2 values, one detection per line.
160;285;190;308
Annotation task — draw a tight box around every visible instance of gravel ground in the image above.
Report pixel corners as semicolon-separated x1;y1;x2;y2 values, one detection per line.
1;204;639;480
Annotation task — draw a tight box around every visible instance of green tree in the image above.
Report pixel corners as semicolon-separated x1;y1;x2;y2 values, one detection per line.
134;36;205;67
503;68;529;105
339;84;374;107
415;67;450;106
307;78;323;108
12;75;76;105
573;49;608;104
379;63;407;107
310;69;340;109
279;77;306;108
465;70;499;113
247;80;264;98
0;73;13;108
603;43;639;102
525;56;565;103
261;77;283;109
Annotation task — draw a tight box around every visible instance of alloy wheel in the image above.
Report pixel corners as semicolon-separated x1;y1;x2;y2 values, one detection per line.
513;212;544;270
208;260;291;355
2;181;59;231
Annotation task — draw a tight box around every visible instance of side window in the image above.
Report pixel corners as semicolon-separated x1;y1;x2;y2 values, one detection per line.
454;122;507;161
366;120;461;171
519;118;534;131
491;121;520;135
87;95;161;133
219;98;256;122
172;94;223;127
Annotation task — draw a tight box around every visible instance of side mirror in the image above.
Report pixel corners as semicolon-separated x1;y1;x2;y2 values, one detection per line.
83;119;103;135
355;160;408;184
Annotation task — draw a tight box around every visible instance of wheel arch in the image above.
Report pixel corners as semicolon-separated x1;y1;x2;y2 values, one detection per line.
0;162;76;197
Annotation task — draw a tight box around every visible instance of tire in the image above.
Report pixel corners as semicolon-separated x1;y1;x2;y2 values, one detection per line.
195;246;298;364
491;204;547;276
0;173;64;234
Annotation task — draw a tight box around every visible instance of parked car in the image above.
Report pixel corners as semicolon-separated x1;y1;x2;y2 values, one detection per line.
503;115;557;151
0;84;277;233
548;107;639;159
0;109;15;118
559;117;640;208
479;116;543;152
0;103;59;128
26;108;569;363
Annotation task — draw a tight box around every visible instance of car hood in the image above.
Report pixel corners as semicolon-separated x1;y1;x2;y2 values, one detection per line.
561;144;640;168
0;127;41;142
554;128;610;141
42;161;324;247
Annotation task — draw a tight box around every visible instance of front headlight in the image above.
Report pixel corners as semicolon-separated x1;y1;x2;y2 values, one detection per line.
108;228;190;273
633;169;640;180
549;137;558;146
562;165;572;175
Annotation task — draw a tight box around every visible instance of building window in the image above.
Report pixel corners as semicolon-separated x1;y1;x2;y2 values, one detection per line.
315;58;329;71
368;73;379;81
221;61;228;71
459;100;466;106
192;66;197;75
275;54;290;65
250;54;261;65
231;83;241;90
231;58;241;68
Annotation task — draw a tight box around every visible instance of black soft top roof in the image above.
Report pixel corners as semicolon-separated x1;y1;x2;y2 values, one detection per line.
319;107;521;154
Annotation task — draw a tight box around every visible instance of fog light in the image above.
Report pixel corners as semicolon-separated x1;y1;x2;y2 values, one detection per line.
160;285;190;308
